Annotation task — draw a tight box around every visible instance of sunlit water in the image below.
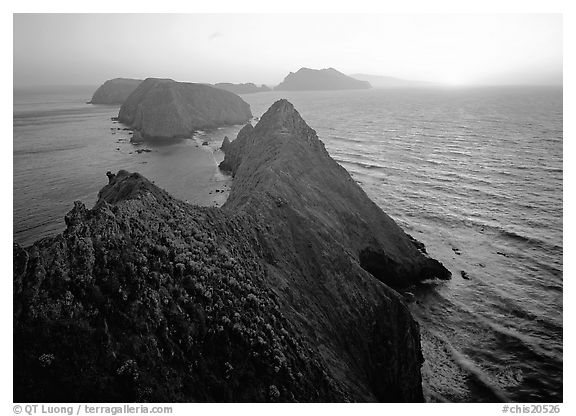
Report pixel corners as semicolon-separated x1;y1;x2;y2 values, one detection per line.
13;86;562;402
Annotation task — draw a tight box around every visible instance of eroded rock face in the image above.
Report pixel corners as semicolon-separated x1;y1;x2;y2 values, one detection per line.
90;78;142;105
14;100;449;402
275;68;371;91
118;78;252;140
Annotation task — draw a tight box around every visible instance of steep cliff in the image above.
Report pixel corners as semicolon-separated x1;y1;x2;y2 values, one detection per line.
14;100;449;402
275;68;371;91
214;83;271;94
90;78;142;105
220;99;450;288
118;78;252;140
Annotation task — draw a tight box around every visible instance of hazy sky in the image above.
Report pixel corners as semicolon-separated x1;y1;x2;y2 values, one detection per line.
13;13;562;87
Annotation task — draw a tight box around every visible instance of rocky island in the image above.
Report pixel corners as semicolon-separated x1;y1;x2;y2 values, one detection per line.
89;78;142;105
275;68;371;91
14;100;449;402
118;78;252;140
214;83;271;94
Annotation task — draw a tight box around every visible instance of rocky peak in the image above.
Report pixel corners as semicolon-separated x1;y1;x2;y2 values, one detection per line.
220;136;231;152
254;99;317;140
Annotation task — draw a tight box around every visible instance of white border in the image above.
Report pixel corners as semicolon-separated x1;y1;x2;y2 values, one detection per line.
3;1;571;414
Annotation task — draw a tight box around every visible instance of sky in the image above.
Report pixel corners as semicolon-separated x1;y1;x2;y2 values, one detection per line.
13;13;562;87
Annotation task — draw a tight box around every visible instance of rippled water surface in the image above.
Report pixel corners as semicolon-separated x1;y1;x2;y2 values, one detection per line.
13;86;562;402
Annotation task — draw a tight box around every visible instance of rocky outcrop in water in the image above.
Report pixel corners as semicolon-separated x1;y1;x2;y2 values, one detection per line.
220;136;232;152
118;78;252;140
90;78;142;105
14;100;449;402
214;83;271;94
275;68;371;91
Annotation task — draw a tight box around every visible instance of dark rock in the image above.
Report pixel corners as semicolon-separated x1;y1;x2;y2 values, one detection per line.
118;78;252;140
275;68;371;91
408;234;428;254
135;149;152;154
106;171;116;183
90;78;142;105
220;136;231;152
130;131;143;143
461;270;470;280
202;141;209;146
403;292;416;303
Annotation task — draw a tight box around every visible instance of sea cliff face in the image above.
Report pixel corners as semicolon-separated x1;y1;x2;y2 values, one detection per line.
14;100;449;402
275;68;371;91
118;78;252;140
90;78;142;105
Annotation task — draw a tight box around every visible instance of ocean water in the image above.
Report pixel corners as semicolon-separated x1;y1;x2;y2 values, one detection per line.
13;86;562;402
14;86;236;247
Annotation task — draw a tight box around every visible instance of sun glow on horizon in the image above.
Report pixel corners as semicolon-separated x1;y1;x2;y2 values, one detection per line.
13;14;562;87
437;69;474;86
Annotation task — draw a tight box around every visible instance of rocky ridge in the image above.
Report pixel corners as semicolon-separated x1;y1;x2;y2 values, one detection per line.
14;100;450;402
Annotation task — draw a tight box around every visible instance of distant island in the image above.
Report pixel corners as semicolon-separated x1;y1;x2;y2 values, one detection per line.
275;68;371;91
14;99;450;402
118;78;252;141
350;73;439;88
214;83;271;94
89;78;142;104
90;79;271;106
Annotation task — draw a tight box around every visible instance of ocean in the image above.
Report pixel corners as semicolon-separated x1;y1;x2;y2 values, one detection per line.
13;85;563;402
